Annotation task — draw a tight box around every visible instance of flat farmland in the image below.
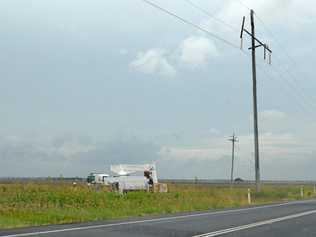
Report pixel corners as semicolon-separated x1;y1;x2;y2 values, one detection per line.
0;181;314;229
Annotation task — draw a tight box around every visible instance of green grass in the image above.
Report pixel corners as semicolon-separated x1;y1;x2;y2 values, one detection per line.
0;182;314;229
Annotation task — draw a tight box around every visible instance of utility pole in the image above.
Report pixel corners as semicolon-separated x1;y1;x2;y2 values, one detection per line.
229;133;238;186
240;10;272;192
250;9;260;193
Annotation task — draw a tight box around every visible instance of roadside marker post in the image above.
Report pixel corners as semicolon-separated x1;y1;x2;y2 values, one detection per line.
300;186;304;198
248;188;252;204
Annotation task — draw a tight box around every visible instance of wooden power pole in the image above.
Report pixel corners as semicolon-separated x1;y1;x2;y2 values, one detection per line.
229;133;238;186
240;10;272;192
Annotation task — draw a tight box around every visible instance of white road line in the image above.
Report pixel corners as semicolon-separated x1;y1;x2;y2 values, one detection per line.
192;209;316;237
1;199;315;237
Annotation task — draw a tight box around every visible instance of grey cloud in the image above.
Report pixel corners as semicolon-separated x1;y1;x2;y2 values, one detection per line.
158;156;231;179
0;135;160;177
77;139;160;165
0;0;316;181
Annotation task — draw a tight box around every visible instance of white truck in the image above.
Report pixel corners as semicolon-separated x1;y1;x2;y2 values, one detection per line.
108;164;158;193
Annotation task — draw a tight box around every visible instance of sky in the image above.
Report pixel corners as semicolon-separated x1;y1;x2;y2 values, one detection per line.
1;0;316;180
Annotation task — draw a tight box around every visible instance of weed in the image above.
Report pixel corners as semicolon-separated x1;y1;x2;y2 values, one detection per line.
0;182;313;229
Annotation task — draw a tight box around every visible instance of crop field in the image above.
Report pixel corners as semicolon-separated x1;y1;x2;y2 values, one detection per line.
0;181;315;229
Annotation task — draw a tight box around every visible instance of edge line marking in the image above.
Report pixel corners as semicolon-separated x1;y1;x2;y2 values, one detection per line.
192;209;316;237
1;199;315;237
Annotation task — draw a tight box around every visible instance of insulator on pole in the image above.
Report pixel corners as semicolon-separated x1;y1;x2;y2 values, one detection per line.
240;16;245;38
264;44;266;60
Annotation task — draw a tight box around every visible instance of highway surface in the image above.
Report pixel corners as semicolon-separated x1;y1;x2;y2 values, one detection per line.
1;199;316;237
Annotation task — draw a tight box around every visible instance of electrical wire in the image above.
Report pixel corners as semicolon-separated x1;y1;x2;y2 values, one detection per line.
270;57;316;111
235;0;251;11
141;0;315;118
252;13;316;111
255;14;316;99
233;0;316;114
183;0;239;33
141;0;240;49
257;61;316;118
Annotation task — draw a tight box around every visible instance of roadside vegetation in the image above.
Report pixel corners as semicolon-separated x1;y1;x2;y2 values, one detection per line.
0;181;314;229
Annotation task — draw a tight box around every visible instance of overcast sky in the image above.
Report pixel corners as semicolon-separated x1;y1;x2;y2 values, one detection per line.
1;0;316;180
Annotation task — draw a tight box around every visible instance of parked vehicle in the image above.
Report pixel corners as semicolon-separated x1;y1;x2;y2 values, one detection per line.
87;163;167;193
86;173;109;184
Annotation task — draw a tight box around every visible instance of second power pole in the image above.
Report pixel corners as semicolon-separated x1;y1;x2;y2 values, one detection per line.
229;133;238;186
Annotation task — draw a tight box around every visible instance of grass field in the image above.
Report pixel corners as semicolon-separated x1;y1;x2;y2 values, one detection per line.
0;181;315;229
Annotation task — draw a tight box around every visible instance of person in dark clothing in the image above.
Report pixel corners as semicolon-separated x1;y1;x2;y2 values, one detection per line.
148;176;153;185
144;171;154;191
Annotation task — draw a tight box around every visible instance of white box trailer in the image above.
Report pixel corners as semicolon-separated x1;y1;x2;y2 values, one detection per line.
108;176;148;192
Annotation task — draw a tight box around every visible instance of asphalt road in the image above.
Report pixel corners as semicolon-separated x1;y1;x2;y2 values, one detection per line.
1;199;316;237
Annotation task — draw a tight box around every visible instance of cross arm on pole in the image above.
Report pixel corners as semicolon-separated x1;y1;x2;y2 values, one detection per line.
243;29;272;53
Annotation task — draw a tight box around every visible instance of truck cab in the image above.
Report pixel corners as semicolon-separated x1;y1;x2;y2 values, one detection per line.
86;173;109;184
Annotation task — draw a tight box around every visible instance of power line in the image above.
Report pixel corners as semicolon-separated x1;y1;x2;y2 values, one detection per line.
141;0;240;49
256;56;316;120
249;7;316;100
254;13;300;68
235;2;316;115
270;59;316;112
183;0;239;33
235;0;251;11
251;13;316;112
142;0;316;115
256;62;314;118
255;15;316;103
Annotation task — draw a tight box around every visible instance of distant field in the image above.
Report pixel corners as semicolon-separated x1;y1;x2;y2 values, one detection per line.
0;181;315;229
